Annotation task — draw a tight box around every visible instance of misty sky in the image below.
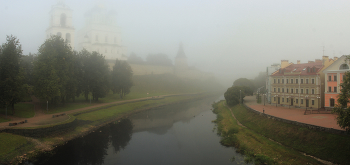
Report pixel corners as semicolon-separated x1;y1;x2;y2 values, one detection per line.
1;0;350;87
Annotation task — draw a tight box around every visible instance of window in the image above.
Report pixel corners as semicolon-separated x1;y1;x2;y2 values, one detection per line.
312;89;314;94
296;79;298;84
301;99;304;104
301;79;304;84
286;79;289;84
313;68;316;72
60;13;66;27
312;79;314;84
334;76;337;82
296;99;298;104
328;76;332;81
282;88;284;93
343;75;346;81
282;98;284;102
274;88;276;92
274;79;276;83
307;68;310;73
329;87;332;92
334;87;337;93
301;89;304;94
66;33;71;43
278;79;280;83
306;89;309;94
312;100;315;105
306;79;309;84
274;97;276;101
287;98;289;103
291;79;294;84
296;89;298;93
291;89;294;93
340;64;349;70
282;79;284;84
278;88;280;92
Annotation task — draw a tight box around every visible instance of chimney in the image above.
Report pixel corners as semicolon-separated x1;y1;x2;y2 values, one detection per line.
297;60;300;64
315;59;322;63
334;56;338;61
281;60;289;68
322;56;329;65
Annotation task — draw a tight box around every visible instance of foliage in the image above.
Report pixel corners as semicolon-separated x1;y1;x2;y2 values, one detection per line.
127;52;144;64
145;53;173;66
111;59;133;98
333;71;350;132
252;72;267;93
224;86;252;106
233;78;255;94
77;49;110;101
0;35;25;113
33;35;76;104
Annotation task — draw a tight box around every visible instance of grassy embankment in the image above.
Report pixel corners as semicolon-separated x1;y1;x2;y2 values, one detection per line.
0;103;35;122
0;73;221;164
231;103;350;165
213;101;326;165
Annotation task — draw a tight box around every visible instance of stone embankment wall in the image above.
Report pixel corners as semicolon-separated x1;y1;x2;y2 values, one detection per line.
243;104;348;135
0;116;78;138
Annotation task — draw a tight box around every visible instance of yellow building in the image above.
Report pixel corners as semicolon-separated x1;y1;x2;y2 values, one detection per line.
270;57;335;109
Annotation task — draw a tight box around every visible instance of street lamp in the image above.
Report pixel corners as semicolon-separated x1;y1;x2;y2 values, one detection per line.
274;95;278;107
263;93;266;106
317;96;320;110
304;95;309;114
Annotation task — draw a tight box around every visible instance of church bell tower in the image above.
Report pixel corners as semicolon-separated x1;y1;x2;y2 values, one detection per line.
46;0;75;49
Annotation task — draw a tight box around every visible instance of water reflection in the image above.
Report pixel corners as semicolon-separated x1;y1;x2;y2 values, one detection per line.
29;119;133;165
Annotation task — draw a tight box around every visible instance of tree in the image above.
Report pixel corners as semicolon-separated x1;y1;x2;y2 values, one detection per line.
33;35;76;104
111;59;133;98
233;78;255;95
0;35;24;113
224;86;252;106
333;71;350;132
76;49;110;101
146;53;173;66
127;52;144;64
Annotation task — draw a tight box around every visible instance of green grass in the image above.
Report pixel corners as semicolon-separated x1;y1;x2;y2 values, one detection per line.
0;133;33;163
228;103;350;165
0;117;10;122
213;101;323;165
0;103;34;119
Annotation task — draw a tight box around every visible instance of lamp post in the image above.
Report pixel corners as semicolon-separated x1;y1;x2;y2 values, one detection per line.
304;95;308;114
263;93;266;106
274;95;278;107
317;96;320;110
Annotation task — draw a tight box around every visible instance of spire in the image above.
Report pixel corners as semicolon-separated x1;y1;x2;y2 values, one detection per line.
176;42;186;58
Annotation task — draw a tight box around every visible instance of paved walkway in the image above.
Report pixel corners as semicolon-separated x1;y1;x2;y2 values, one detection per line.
244;96;343;130
0;94;185;129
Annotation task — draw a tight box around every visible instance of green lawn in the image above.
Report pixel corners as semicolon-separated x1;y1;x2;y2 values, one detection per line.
0;133;33;162
0;103;34;119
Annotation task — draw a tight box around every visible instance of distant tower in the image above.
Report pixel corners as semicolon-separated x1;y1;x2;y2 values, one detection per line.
46;0;75;49
175;42;188;70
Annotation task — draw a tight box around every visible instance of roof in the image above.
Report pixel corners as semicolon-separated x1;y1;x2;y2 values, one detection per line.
271;62;323;76
176;42;186;58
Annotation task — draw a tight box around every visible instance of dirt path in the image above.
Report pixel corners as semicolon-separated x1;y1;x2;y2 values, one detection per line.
0;94;192;129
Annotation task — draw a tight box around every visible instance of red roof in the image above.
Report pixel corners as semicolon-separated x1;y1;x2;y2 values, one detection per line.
271;62;323;76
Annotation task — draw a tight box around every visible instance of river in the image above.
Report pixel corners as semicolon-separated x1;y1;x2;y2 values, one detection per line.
27;95;246;165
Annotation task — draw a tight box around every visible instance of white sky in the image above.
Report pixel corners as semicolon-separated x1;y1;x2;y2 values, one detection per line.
1;0;350;87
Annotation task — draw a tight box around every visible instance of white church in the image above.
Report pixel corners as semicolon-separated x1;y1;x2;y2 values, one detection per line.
45;1;127;60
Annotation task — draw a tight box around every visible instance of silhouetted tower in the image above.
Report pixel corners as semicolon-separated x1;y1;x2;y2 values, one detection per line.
175;42;188;71
46;0;75;49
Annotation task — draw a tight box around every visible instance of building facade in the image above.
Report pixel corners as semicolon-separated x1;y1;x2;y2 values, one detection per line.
266;63;281;103
323;55;348;108
76;5;127;60
46;1;75;48
270;57;335;109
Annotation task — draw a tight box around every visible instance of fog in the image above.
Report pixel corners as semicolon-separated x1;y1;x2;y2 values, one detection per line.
2;0;350;87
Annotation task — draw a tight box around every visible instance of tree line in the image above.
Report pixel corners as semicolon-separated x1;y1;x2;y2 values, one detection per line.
0;35;133;113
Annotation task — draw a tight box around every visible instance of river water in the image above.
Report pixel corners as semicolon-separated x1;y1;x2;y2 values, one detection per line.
28;96;246;165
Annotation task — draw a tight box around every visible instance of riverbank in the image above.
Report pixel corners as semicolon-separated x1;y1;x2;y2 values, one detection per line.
0;93;216;164
212;101;327;165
